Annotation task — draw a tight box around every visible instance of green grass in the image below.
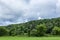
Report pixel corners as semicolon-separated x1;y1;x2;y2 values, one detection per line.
0;37;60;40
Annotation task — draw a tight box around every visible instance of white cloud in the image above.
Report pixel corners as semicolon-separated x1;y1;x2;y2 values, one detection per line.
56;0;60;17
0;0;58;25
38;17;42;20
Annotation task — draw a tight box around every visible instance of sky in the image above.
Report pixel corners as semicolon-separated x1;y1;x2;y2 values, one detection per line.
0;0;59;25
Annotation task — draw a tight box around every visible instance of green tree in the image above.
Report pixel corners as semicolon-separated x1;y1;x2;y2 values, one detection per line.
36;24;47;36
51;26;60;35
0;27;8;36
30;29;38;36
9;27;16;36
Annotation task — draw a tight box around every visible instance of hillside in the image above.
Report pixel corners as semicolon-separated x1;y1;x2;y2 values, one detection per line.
0;17;60;36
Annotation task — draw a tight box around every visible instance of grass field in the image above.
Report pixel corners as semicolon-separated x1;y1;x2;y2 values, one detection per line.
0;37;60;40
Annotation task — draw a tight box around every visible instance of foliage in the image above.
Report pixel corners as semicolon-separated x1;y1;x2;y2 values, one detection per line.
51;26;60;35
36;24;47;36
30;29;38;36
0;17;60;37
0;27;8;36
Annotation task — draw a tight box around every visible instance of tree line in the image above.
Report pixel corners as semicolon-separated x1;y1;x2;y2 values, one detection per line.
0;17;60;37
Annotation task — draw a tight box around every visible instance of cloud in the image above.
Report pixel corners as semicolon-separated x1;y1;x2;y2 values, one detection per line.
56;0;60;17
0;0;58;25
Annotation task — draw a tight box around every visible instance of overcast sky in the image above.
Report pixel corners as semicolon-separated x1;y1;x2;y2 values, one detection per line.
0;0;59;25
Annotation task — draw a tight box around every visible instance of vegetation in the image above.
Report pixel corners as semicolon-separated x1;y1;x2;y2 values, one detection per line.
0;17;60;37
51;26;60;35
0;37;60;40
0;27;8;36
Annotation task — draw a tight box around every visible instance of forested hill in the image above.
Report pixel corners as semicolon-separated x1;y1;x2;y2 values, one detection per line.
7;17;60;28
0;17;60;36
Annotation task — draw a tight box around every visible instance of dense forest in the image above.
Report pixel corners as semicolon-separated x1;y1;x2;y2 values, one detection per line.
0;17;60;37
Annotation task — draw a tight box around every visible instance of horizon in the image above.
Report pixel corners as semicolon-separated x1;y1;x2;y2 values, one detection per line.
0;17;59;26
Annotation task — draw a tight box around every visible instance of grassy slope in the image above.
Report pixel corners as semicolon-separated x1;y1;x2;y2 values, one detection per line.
0;37;60;40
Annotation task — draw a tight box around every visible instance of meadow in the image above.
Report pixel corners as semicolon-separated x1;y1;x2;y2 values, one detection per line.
0;37;60;40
